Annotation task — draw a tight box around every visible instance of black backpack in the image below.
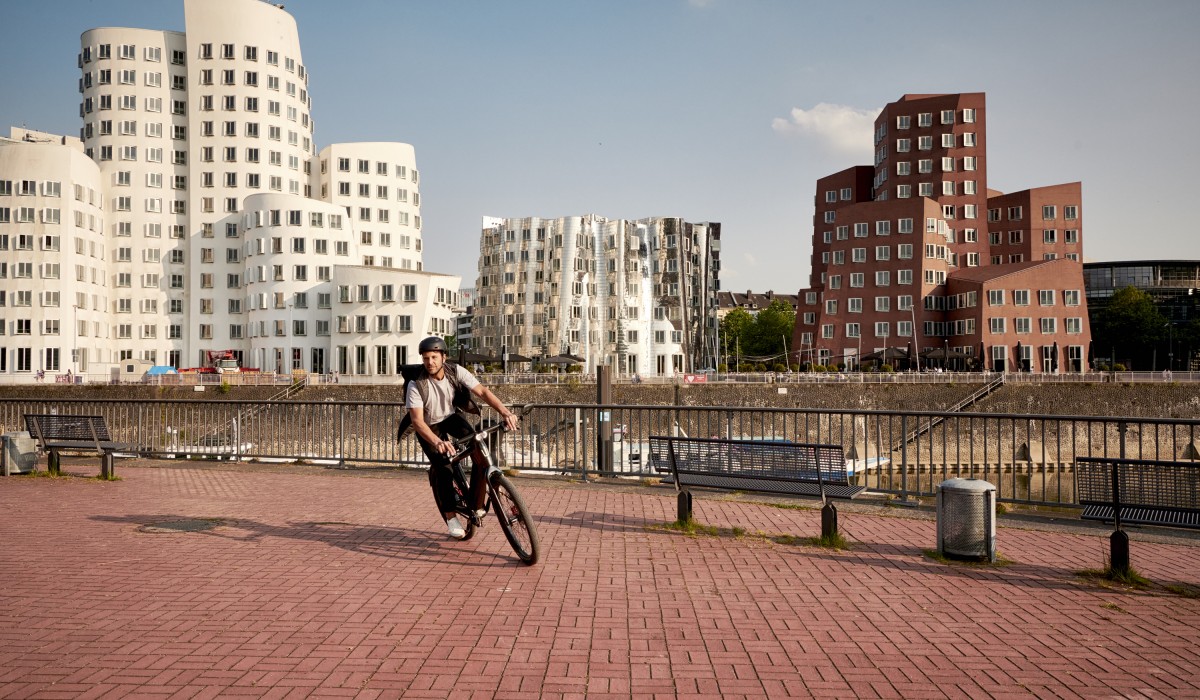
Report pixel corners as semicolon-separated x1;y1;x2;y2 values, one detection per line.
395;361;480;439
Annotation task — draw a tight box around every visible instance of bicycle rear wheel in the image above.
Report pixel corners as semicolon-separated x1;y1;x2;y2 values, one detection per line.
489;473;540;565
451;462;477;541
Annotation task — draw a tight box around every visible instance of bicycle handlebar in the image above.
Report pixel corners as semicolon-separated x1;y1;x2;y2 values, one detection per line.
447;404;530;455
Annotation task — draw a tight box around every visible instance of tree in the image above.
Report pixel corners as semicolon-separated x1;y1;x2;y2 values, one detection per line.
719;308;754;364
1092;286;1167;370
718;302;798;366
745;299;797;357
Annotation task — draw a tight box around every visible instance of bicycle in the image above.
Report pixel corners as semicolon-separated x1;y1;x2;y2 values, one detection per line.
445;408;541;565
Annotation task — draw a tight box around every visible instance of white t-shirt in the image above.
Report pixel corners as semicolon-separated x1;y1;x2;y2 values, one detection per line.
404;364;480;425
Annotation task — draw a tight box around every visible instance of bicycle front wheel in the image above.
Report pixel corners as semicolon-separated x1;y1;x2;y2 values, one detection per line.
490;473;540;565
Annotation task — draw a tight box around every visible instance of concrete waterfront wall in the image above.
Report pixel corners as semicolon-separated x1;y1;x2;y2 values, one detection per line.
1;381;1199;419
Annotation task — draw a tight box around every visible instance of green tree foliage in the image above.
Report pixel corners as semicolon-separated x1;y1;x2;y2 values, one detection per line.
719;301;797;362
1092;286;1166;370
746;299;797;356
719;308;754;359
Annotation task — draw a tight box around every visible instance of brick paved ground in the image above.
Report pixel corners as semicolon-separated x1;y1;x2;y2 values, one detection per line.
1;460;1199;699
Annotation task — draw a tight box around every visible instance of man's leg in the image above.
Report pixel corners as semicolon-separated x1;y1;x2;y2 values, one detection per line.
420;416;477;538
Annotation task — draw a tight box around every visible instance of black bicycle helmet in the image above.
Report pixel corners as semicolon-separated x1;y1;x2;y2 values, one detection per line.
418;336;448;355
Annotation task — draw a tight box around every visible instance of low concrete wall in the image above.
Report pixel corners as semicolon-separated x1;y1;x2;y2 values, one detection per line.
2;381;1198;419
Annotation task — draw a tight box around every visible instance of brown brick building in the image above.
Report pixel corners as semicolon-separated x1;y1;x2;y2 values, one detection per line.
793;93;1091;372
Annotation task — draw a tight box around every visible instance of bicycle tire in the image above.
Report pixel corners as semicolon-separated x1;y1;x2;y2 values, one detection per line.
489;472;540;565
451;462;477;541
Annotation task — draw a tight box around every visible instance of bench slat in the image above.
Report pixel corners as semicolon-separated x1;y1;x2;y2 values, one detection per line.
1076;457;1200;530
650;435;864;501
1081;504;1200;529
673;472;865;499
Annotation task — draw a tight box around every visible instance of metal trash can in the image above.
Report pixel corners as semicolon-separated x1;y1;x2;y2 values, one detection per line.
936;478;997;562
1;431;38;476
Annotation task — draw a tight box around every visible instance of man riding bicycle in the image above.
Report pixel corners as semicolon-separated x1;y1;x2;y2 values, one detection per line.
404;336;518;539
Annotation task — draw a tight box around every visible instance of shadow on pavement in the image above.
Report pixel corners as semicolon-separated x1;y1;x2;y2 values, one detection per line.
91;513;514;567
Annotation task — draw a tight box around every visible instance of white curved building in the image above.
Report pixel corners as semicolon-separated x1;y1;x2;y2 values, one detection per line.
316;143;423;272
0;0;459;380
0;129;109;375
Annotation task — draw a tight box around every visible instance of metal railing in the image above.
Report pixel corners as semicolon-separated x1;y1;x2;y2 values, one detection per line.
2;398;1197;508
5;369;1200;388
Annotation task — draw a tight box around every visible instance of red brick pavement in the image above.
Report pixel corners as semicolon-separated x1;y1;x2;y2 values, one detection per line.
1;461;1198;699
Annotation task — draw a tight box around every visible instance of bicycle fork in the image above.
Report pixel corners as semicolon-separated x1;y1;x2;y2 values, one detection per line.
465;438;502;527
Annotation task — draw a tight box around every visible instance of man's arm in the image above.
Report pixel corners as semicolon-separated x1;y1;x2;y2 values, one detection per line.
409;405;456;456
471;383;519;431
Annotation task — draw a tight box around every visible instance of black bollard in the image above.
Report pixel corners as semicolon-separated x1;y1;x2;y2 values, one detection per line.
1110;529;1130;574
821;501;838;539
677;490;693;524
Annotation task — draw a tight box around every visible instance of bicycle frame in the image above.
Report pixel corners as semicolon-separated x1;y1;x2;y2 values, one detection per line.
448;421;504;523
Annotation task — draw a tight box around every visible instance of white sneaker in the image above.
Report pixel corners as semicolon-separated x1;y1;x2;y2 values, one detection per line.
446;517;466;539
474;508;487;519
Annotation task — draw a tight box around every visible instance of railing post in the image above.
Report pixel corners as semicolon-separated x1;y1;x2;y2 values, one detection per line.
339;404;346;467
899;414;909;502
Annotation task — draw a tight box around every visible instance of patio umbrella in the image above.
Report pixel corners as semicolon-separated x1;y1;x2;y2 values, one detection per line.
980;342;987;371
921;347;968;360
862;347;908;363
1015;341;1024;372
461;351;499;364
504;352;532;363
906;341;915;370
1052;342;1059;373
538;355;580;367
1087;341;1095;371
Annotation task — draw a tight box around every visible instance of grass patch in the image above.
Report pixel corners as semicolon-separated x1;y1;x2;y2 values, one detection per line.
653;520;849;549
1077;567;1152;590
1164;583;1200;599
805;531;850;550
1100;601;1129;614
923;548;1013;567
13;469;119;481
756;501;815;512
657;519;721;537
14;469;54;478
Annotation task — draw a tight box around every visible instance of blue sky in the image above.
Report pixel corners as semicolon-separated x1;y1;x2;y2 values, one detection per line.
2;0;1198;293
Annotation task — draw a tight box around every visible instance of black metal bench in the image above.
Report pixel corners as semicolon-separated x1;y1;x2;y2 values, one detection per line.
23;414;129;479
649;435;866;537
1076;456;1200;571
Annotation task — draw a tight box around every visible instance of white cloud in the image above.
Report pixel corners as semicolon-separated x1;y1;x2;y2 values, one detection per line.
771;102;881;157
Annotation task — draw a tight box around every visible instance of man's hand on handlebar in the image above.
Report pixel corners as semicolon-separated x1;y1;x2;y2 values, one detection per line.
501;409;520;433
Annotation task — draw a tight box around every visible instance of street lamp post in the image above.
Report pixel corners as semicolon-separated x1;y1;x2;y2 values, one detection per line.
72;304;80;377
1168;322;1175;372
909;302;920;372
